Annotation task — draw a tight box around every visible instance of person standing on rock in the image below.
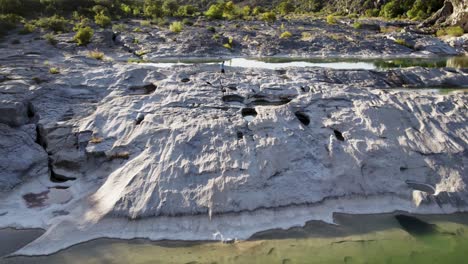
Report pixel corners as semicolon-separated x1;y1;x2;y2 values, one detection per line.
220;61;225;74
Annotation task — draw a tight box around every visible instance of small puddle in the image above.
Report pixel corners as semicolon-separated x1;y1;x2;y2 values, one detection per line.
136;56;468;70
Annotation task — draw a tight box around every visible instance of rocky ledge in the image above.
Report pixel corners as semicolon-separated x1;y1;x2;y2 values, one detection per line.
0;19;467;256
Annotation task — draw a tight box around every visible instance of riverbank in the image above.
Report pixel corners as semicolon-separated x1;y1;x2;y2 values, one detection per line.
2;212;468;263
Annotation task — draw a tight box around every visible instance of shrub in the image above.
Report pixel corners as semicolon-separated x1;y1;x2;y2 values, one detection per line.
35;15;69;33
252;7;263;16
394;38;412;48
140;20;151;27
169;21;183;33
380;1;403;19
43;33;57;45
112;23;127;32
19;23;36;34
242;6;251;17
49;67;60;74
94;12;111;28
88;49;104;60
436;26;464;37
72;17;90;32
177;5;197;17
280;31;292;39
223;36;233;49
182;18;193;26
365;8;380;17
205;3;223;19
162;0;178;16
261;11;276;22
144;1;163;18
326;15;337;25
74;26;93;46
278;0;295;15
353;21;362;29
301;32;312;40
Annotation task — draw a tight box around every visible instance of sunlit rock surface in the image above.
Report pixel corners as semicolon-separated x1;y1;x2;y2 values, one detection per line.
0;21;467;256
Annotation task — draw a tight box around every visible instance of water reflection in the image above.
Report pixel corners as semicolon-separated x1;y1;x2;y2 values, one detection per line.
138;56;468;70
3;213;468;264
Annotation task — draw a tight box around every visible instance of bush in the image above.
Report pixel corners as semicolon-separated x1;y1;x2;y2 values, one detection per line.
365;8;380;17
140;20;151;27
353;21;362;29
436;26;464;37
277;0;295;15
380;1;403;19
205;3;223;19
94;12;111;28
35;15;69;33
88;49;104;60
162;0;178;16
223;36;233;49
177;5;197;17
0;14;20;37
74;26;93;45
326;15;336;25
394;38;412;48
261;11;276;22
280;31;292;39
43;33;57;45
169;21;183;33
144;0;162;18
19;23;36;34
49;67;60;74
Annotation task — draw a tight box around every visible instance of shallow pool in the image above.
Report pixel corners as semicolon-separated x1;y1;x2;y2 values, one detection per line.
136;56;468;70
3;213;468;264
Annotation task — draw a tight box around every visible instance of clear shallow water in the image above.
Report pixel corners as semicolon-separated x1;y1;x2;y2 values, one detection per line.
3;213;468;264
137;56;468;70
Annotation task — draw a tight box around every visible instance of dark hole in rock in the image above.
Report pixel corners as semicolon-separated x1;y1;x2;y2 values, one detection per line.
395;215;437;236
27;102;35;118
49;160;76;183
295;111;310;126
237;131;244;140
275;69;287;75
222;94;245;103
241;108;257;122
400;166;408;171
251;98;291;106
181;78;190;83
227;85;237;91
136;113;145;125
53;210;70;216
51;186;69;190
129;83;157;95
334;129;345;141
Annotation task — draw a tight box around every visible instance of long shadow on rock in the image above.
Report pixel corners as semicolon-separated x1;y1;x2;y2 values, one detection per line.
395;214;438;236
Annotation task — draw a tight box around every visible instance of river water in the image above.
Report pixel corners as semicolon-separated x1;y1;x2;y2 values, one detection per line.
2;213;468;264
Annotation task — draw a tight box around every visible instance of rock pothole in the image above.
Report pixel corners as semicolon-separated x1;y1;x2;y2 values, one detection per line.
241;108;257;122
334;129;345;141
128;83;157;95
295;111;310;126
222;94;245;104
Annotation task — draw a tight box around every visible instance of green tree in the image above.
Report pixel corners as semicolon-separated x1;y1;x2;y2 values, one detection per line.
162;0;177;16
277;0;295;15
205;3;223;19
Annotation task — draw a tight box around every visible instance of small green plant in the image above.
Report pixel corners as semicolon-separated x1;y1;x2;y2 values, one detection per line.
261;11;276;22
94;12;111;28
49;67;60;74
74;26;94;46
182;18;193;26
35;15;69;33
205;3;224;19
394;38;412;48
43;33;57;45
19;23;36;34
301;32;312;40
223;36;234;49
133;27;142;32
140;20;151;27
88;49;104;60
436;26;464;37
353;21;362;29
280;31;292;39
326;15;337;25
169;21;183;33
112;23;127;32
